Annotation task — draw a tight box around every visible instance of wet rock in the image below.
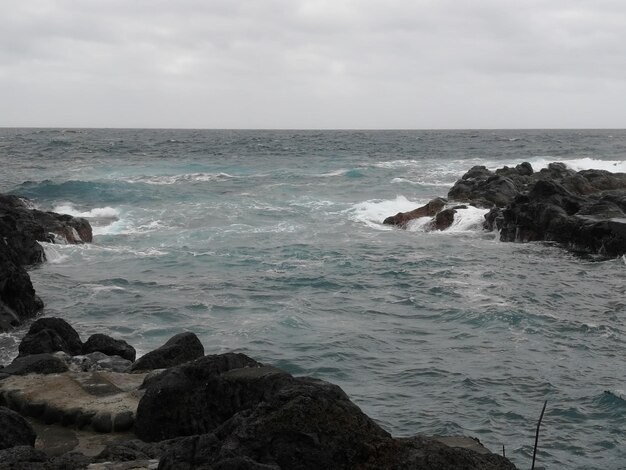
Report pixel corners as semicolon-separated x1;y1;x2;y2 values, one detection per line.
383;197;447;227
18;317;83;357
429;208;457;231
83;334;136;362
130;332;204;372
0;406;36;450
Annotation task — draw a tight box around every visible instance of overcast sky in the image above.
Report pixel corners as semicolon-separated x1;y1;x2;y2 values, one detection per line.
2;0;626;128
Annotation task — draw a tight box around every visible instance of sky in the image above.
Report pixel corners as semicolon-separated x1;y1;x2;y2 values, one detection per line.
2;0;626;129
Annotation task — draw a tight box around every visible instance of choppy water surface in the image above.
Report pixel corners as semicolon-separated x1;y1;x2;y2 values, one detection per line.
1;129;625;469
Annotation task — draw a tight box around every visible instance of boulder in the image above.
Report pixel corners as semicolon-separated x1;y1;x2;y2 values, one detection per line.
130;332;205;372
0;406;36;450
2;353;69;376
136;355;516;469
83;334;136;362
383;198;447;227
135;353;265;440
18;317;83;357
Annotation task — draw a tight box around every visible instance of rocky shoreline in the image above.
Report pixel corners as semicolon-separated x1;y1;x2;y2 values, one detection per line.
385;162;626;258
0;318;517;469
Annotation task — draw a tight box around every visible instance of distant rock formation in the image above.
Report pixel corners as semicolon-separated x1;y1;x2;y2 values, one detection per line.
384;162;626;257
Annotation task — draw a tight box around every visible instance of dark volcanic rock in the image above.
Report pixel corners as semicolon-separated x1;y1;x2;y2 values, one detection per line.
131;332;205;372
2;353;69;376
0;406;36;449
447;166;526;208
138;353;516;469
383;197;447;227
385;161;626;257
135;353;265;440
83;334;136;362
18;318;83;357
0;245;44;332
0;194;92;246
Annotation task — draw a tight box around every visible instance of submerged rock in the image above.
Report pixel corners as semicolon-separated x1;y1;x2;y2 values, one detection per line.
131;332;205;372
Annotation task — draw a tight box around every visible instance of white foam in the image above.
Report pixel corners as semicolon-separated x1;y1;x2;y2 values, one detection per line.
446;206;490;232
406;206;489;233
40;243;69;264
348;195;424;229
124;173;235;185
391;177;450;187
372;159;420;169
52;204;120;219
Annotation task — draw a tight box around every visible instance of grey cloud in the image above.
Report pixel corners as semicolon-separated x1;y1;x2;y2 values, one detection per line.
1;0;626;128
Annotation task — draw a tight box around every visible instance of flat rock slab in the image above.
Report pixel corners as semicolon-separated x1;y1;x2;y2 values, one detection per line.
0;371;146;433
433;436;491;455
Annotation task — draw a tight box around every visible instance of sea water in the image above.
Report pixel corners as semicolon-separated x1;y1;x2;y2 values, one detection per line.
1;129;625;469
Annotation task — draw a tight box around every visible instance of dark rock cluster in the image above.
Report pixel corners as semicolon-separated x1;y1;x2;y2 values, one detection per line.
1;318;517;470
0;194;93;332
384;162;626;257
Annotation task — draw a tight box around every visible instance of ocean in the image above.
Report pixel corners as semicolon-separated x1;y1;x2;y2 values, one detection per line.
1;128;625;469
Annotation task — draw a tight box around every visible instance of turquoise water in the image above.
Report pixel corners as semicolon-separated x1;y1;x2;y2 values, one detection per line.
1;129;626;469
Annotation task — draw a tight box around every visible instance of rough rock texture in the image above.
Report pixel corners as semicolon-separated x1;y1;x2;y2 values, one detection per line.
18;317;84;357
0;194;92;246
0;406;37;450
83;334;136;362
479;164;626;257
387;162;626;257
0;243;44;332
383;197;447;227
135;353;265;440
136;353;516;469
130;332;205;372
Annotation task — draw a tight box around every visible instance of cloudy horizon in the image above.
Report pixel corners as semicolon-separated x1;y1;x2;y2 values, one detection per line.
2;0;626;129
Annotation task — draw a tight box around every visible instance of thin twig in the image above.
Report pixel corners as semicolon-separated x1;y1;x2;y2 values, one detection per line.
531;400;548;470
502;444;505;458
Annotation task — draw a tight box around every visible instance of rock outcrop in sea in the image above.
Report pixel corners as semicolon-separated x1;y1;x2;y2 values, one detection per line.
0;194;92;332
385;162;626;257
